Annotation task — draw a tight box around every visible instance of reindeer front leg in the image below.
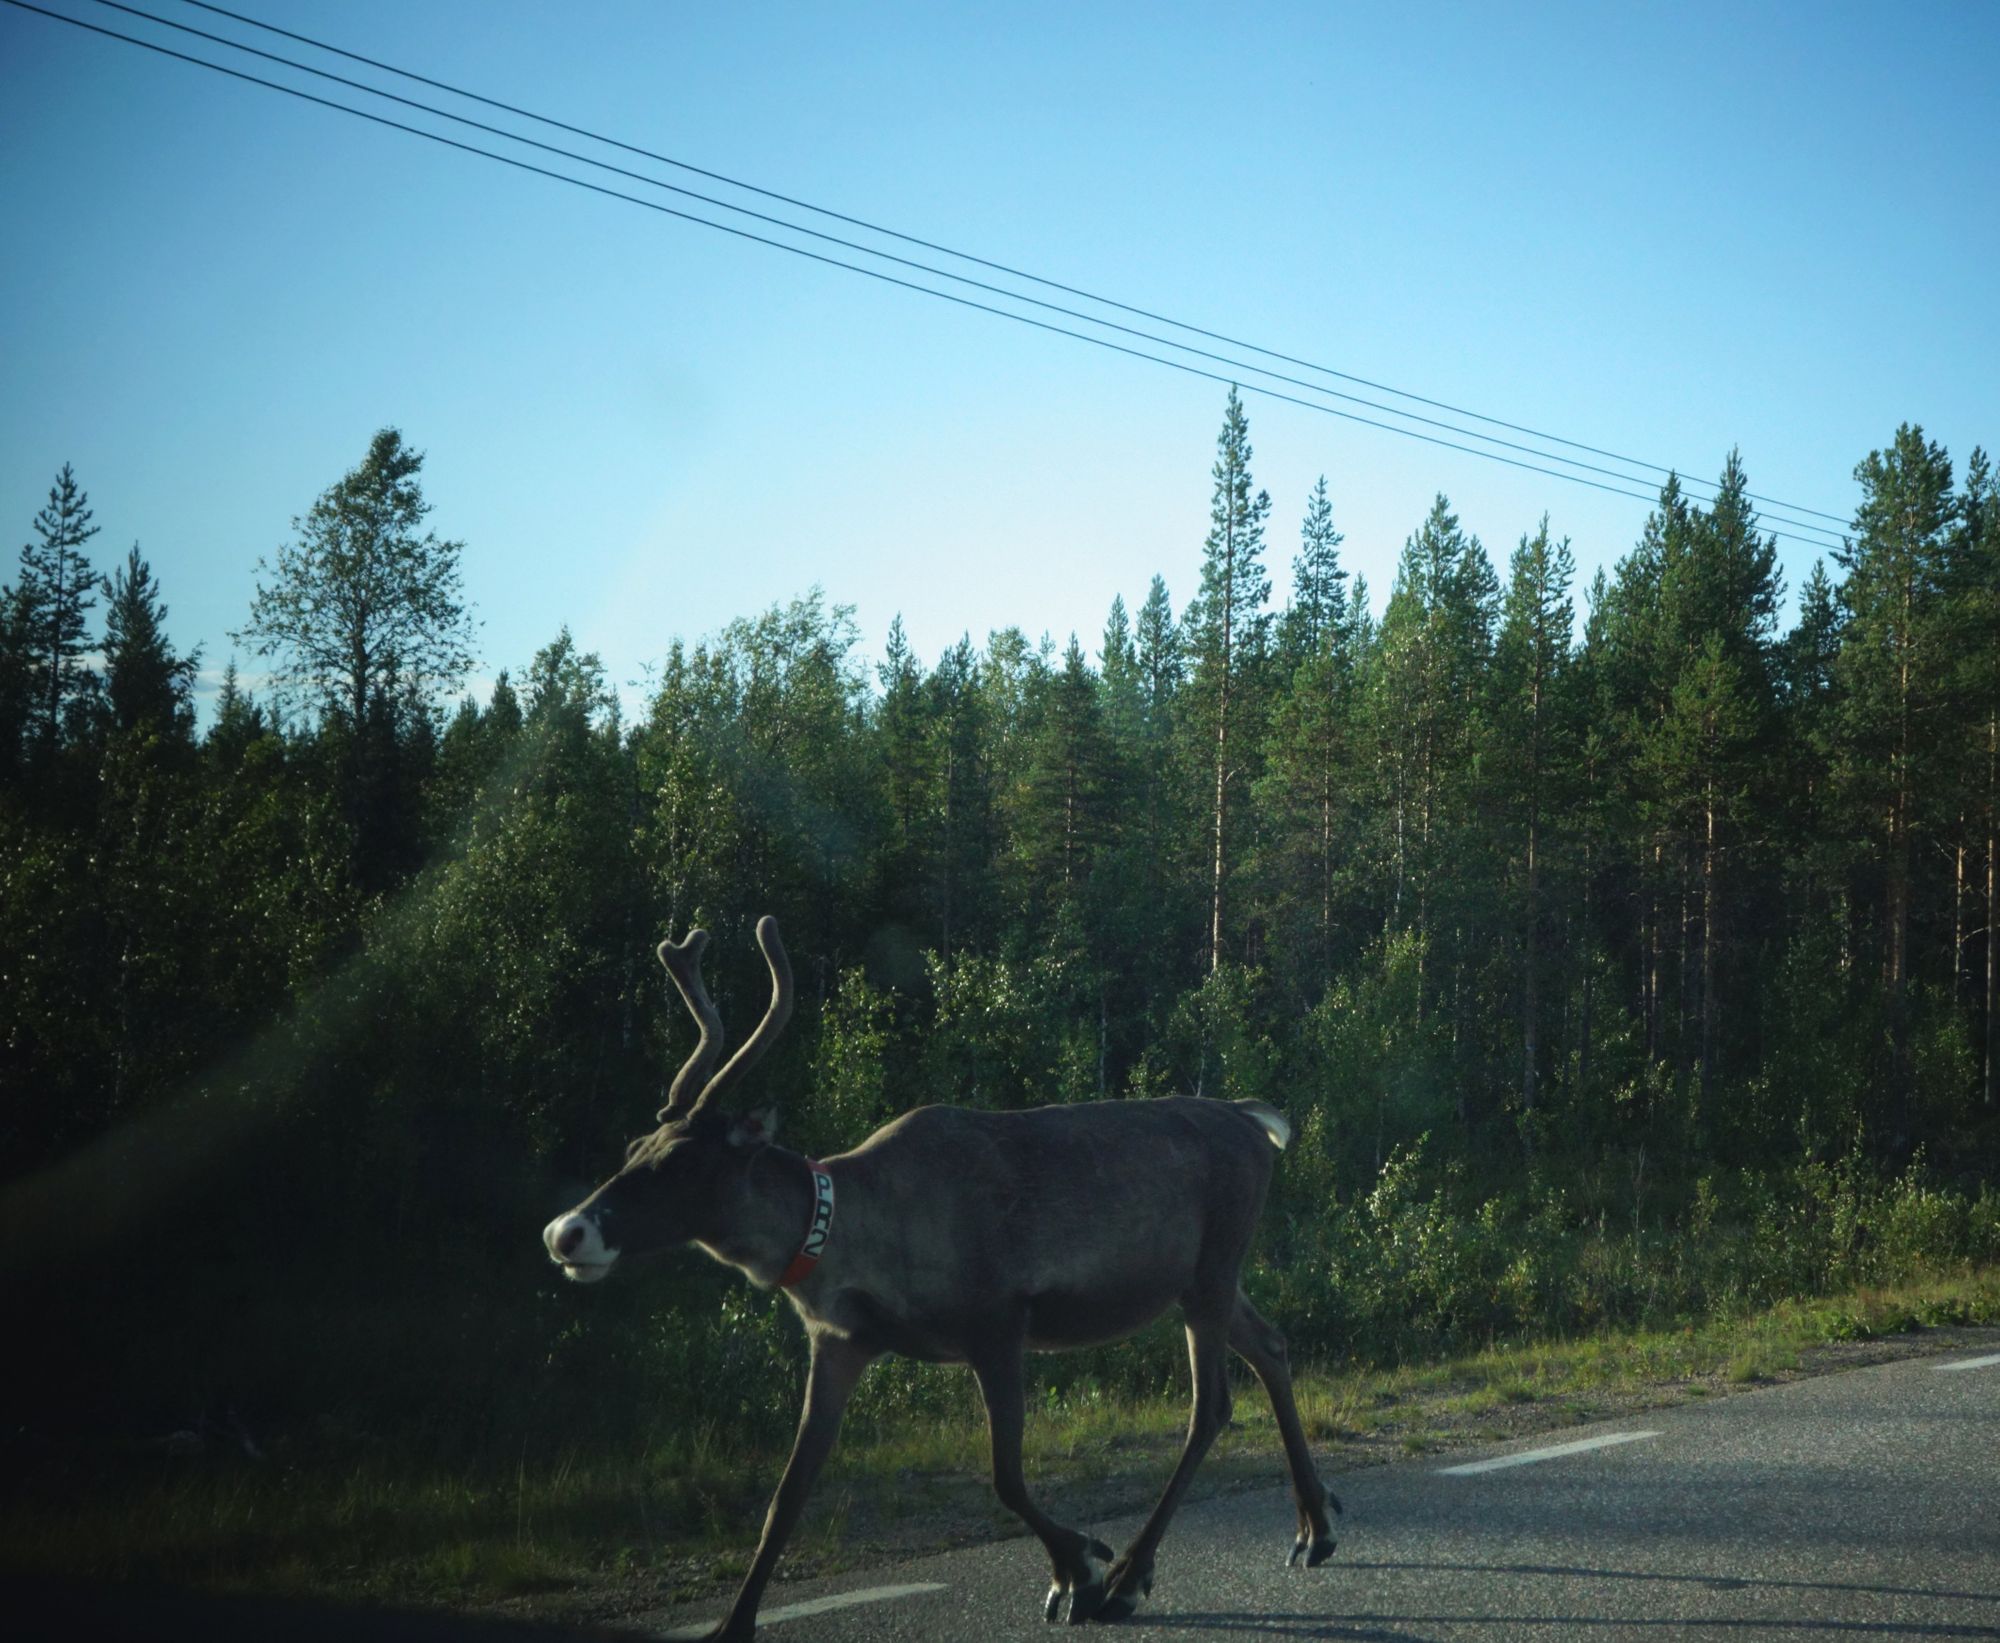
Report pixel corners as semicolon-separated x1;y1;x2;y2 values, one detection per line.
970;1339;1114;1622
704;1331;874;1643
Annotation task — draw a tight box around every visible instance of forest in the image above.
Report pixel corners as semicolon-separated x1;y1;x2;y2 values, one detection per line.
1;396;1997;1494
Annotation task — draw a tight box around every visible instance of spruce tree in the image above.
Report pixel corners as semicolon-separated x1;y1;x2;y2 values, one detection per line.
1280;475;1347;664
205;659;268;770
1099;594;1142;752
927;636;994;961
0;582;27;782
101;544;199;741
1134;575;1182;722
1017;636;1111;907
876;614;937;938
1123;577;1189;1002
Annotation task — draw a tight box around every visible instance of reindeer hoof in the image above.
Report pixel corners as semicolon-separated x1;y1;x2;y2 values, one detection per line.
1050;1539;1112;1623
1288;1529;1338;1567
1064;1577;1104;1625
1076;1560;1150;1624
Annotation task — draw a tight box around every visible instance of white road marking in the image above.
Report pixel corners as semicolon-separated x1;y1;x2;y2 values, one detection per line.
1933;1353;2000;1372
1439;1429;1660;1476
661;1581;947;1638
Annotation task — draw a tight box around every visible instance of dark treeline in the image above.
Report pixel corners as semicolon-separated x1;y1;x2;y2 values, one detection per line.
2;404;1997;1460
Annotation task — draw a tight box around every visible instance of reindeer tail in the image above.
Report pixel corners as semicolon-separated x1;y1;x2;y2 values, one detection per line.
1236;1100;1291;1150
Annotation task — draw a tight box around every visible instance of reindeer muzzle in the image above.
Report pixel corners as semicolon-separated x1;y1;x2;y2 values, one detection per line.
543;1210;620;1283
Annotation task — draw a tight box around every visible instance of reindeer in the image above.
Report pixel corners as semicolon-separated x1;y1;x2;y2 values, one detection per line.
543;917;1339;1639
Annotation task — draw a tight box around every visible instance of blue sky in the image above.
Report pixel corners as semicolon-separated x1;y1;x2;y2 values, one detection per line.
3;0;1994;716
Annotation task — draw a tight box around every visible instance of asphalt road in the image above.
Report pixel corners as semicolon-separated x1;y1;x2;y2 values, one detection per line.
641;1345;2000;1642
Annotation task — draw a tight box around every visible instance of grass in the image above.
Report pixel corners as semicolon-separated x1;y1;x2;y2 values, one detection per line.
6;1266;1997;1615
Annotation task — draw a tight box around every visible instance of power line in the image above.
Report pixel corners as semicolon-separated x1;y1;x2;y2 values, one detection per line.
9;0;1850;550
175;0;1856;533
82;0;1853;550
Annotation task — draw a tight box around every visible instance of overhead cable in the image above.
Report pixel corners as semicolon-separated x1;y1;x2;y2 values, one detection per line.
173;0;1854;531
75;0;1855;546
9;0;1849;548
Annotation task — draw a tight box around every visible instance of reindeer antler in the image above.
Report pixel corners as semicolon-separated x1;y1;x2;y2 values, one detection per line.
690;916;794;1115
654;917;795;1124
656;928;725;1122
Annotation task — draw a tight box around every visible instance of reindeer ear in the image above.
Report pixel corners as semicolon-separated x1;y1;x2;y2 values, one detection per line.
728;1106;778;1150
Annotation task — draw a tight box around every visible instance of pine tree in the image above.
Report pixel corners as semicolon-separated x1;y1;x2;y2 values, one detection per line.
1835;424;1958;1135
1777;560;1845;929
1257;576;1360;994
235;429;475;894
1950;449;1999;1108
1597;475;1697;1063
1489;516;1577;1138
1184;389;1272;971
1649;456;1784;1112
1367;495;1497;987
236;429;475;733
14;462;100;758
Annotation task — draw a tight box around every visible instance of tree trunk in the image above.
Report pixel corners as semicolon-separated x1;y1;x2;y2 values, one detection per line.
1700;781;1717;1113
1209;520;1234;975
1521;663;1544;1153
1320;755;1333;980
1210;702;1228;972
1064;754;1077;892
1646;840;1663;1062
1522;812;1540;1154
1888;574;1914;1139
1954;835;1967;1004
1987;709;1997;1110
1098;982;1108;1097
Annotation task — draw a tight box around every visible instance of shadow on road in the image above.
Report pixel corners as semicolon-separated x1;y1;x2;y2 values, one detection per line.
1343;1558;2000;1609
1155;1617;2000;1640
1136;1558;2000;1641
0;1576;644;1643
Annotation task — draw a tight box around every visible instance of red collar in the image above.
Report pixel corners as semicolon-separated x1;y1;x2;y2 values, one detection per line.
778;1161;835;1288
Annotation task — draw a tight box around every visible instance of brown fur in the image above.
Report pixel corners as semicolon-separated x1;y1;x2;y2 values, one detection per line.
548;922;1338;1640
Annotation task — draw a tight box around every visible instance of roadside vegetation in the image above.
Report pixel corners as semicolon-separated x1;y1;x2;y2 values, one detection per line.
8;1267;1997;1609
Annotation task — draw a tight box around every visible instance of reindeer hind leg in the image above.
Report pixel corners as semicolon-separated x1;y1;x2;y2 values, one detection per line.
1229;1289;1339;1568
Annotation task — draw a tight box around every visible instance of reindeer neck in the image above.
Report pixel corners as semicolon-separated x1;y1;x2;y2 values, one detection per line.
695;1148;819;1291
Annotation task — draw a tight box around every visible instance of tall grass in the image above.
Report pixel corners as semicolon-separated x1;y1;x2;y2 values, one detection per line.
6;1154;1998;1608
